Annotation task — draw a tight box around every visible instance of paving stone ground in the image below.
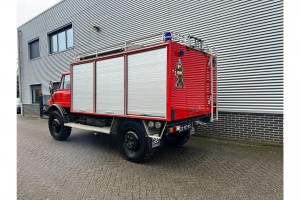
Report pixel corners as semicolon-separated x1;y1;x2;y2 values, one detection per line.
17;115;283;200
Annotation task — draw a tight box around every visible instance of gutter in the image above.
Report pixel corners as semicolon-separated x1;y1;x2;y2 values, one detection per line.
17;30;23;116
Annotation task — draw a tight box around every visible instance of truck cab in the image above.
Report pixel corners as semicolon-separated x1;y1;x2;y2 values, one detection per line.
49;71;71;108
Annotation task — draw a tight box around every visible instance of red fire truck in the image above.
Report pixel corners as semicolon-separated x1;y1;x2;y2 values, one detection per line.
45;32;218;163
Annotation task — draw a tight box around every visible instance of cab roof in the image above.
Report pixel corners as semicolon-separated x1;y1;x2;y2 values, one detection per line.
62;71;70;75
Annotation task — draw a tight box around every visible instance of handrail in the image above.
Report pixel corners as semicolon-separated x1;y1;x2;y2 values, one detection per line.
74;31;216;61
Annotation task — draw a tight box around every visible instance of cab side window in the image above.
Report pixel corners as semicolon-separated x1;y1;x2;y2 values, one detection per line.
59;75;70;89
64;75;70;89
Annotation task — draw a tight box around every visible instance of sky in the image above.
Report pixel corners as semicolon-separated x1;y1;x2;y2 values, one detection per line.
17;0;61;26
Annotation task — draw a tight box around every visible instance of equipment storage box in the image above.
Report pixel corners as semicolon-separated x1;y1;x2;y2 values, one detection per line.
71;39;215;121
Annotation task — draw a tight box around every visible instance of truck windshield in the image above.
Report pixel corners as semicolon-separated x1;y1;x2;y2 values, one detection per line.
60;74;70;89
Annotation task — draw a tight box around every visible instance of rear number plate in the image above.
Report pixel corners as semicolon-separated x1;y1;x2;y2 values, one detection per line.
179;123;192;133
152;138;160;148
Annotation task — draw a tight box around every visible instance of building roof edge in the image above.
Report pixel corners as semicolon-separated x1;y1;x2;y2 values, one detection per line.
17;0;66;29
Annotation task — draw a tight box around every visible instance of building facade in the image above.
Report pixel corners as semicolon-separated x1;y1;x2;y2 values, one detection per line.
17;0;283;144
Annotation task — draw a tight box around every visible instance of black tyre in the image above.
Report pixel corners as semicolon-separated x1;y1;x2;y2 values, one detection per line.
48;110;71;141
117;120;154;163
162;130;191;147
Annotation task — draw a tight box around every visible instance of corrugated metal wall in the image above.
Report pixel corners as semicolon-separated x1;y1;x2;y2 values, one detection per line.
18;0;283;114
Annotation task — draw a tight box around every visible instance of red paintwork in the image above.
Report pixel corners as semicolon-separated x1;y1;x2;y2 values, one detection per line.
52;89;71;108
52;41;216;122
168;42;214;121
123;55;127;116
50;71;71;108
62;71;70;75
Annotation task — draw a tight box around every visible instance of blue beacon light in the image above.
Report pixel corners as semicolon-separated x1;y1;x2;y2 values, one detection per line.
164;32;172;41
179;50;185;56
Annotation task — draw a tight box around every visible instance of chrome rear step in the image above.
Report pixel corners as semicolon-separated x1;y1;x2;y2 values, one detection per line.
64;123;111;134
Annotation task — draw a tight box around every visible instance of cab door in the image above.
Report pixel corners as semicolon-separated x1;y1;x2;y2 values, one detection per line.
52;74;71;108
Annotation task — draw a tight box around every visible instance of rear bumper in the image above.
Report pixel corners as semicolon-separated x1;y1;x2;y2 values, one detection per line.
167;115;210;127
165;115;210;135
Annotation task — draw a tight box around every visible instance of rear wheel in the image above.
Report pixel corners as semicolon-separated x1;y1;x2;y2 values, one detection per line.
162;130;191;147
48;110;71;141
117;120;154;163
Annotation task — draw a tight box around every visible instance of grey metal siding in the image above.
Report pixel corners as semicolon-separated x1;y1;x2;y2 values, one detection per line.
18;0;283;114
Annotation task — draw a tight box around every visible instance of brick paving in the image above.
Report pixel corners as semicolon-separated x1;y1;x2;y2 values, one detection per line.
17;115;283;200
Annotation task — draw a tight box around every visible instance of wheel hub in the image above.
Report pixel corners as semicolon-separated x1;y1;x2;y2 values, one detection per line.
124;131;140;150
52;119;61;133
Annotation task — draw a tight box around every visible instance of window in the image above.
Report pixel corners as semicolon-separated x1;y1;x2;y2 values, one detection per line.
58;31;66;51
51;35;58;52
59;75;70;90
66;28;73;48
53;82;60;91
31;84;42;104
49;25;73;53
29;39;40;60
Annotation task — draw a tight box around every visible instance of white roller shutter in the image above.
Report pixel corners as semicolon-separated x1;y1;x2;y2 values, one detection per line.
96;57;124;115
72;63;94;112
127;48;167;117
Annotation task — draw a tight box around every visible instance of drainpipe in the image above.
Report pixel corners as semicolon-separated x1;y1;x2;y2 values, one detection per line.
17;30;23;116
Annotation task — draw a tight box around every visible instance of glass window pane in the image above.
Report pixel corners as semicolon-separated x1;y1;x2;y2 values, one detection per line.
53;82;59;90
67;28;73;48
51;35;58;53
58;31;66;51
59;77;64;90
63;75;70;89
29;40;39;59
31;84;42;103
32;89;41;103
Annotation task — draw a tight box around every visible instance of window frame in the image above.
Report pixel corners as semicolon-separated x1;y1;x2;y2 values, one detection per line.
30;84;42;104
53;82;60;91
28;38;40;60
48;24;73;54
58;74;70;90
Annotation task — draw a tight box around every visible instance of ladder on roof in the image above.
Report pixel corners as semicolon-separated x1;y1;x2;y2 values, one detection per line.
74;32;211;61
209;47;218;122
74;32;164;61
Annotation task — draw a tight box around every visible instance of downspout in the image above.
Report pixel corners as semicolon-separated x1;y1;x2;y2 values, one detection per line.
17;30;23;115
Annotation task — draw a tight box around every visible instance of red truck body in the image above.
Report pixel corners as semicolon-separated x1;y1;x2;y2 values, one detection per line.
51;41;214;121
47;32;218;163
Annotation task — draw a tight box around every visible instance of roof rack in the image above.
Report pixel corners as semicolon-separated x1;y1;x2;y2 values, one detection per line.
74;31;214;61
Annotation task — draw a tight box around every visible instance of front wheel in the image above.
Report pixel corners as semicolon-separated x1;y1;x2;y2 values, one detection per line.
117;120;154;163
48;110;71;141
